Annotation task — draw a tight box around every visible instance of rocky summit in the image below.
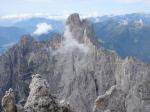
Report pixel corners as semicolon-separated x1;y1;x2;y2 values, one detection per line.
0;13;150;112
2;74;73;112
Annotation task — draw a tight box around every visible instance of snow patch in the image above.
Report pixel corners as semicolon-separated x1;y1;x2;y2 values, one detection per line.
134;19;144;28
119;20;128;26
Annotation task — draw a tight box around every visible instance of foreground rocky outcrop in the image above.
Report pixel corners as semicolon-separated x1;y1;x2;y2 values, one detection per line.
2;74;73;112
2;88;18;112
0;13;150;112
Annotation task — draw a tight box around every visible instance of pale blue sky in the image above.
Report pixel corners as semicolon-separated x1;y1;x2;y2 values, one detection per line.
0;0;150;18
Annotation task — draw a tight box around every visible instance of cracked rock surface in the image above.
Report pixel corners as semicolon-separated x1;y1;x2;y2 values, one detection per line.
2;74;73;112
0;13;150;112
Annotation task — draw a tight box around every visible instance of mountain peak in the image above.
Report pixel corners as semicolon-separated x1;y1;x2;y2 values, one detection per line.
66;13;81;26
65;13;100;47
20;34;34;45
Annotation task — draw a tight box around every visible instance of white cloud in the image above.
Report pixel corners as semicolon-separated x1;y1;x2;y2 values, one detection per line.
0;13;67;20
63;26;88;52
0;13;48;20
134;19;144;28
33;23;53;36
47;15;67;20
87;11;99;18
119;20;128;26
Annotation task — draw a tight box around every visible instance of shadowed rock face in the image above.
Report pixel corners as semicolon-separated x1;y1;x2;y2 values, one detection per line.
0;13;150;112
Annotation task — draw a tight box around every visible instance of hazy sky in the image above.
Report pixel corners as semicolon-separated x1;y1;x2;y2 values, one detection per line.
0;0;150;18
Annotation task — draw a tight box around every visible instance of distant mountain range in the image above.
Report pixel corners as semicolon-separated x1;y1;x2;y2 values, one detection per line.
0;17;64;53
92;13;150;62
0;13;150;62
13;17;64;33
0;26;27;52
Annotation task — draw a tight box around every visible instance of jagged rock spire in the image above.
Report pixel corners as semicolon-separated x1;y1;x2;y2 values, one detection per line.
66;13;81;27
1;88;24;112
20;35;34;45
65;13;100;47
24;74;74;112
1;88;16;112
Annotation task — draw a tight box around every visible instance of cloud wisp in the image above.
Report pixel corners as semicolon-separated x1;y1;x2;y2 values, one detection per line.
33;23;53;36
0;13;48;20
54;26;89;54
63;26;88;52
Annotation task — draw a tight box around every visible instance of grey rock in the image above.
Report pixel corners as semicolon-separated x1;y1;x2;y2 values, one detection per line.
2;88;24;112
0;13;150;112
24;74;73;112
93;85;125;112
2;74;73;112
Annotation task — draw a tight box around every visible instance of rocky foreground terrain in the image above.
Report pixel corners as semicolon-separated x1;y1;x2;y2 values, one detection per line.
2;74;73;112
0;13;150;112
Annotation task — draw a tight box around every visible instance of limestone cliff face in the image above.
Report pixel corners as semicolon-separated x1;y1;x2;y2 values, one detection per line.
0;13;150;112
